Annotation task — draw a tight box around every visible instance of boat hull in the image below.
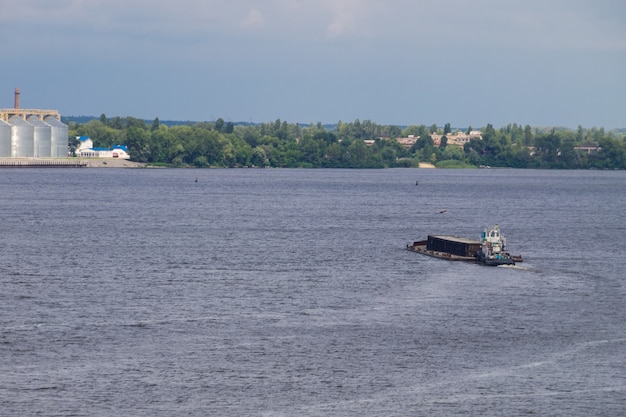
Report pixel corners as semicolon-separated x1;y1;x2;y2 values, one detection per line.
475;250;516;266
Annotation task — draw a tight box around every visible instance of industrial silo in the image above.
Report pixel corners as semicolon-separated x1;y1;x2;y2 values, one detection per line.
0;119;11;157
9;115;35;157
27;115;52;158
44;116;69;157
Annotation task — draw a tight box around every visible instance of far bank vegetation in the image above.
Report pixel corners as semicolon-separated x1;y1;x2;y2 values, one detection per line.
67;115;626;169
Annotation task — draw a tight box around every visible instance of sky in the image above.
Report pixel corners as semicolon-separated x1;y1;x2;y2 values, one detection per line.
1;0;625;129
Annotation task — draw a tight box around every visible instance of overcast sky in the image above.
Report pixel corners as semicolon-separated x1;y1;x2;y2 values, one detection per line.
2;0;625;129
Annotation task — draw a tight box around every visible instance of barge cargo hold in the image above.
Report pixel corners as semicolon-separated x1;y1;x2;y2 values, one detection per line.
406;236;481;261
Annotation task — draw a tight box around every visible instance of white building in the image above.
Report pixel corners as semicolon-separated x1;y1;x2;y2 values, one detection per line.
76;136;130;159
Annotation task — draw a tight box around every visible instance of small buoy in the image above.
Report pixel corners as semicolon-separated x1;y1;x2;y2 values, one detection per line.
415;180;419;185
195;177;198;183
438;209;447;214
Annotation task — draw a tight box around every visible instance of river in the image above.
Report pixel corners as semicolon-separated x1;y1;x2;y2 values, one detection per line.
1;168;624;416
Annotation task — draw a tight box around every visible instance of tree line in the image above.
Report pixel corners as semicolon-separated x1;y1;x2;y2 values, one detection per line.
67;115;626;169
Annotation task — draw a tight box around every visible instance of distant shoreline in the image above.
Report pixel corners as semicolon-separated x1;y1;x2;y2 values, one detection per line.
0;158;145;168
0;158;442;169
78;159;145;168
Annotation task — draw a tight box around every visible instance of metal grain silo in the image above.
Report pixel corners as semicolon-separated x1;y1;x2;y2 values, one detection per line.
0;119;11;157
27;115;52;158
45;116;69;157
9;115;35;157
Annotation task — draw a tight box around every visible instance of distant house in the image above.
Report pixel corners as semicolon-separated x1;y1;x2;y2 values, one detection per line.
75;136;130;159
574;144;601;154
439;131;482;146
375;131;484;149
395;135;419;149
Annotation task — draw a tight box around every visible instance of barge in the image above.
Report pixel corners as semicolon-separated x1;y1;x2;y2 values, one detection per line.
407;225;522;266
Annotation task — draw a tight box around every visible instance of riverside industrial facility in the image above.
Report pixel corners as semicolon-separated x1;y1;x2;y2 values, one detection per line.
0;88;69;158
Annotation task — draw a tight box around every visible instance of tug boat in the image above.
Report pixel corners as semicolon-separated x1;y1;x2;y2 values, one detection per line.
406;225;521;266
475;225;516;266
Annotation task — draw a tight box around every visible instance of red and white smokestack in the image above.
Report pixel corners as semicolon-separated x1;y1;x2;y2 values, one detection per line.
14;88;20;109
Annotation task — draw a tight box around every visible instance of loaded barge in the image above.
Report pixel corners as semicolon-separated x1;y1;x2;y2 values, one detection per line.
407;225;522;266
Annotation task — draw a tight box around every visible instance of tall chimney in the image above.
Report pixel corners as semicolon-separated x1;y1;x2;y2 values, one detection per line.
14;88;20;109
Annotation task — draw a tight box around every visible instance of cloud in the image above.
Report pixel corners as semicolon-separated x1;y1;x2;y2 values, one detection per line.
4;0;623;127
322;0;361;38
2;0;624;57
241;8;265;29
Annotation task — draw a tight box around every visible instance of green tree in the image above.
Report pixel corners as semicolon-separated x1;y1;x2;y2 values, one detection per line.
464;138;486;165
402;125;422;137
410;126;434;151
126;117;146;129
232;136;252;166
533;130;561;166
386;125;402;138
440;135;448;149
344;140;367;167
251;146;269;167
442;144;464;161
215;118;225;133
150;125;177;163
523;125;533;146
381;147;397;167
299;137;321;165
76;120;122;148
107;117;124;129
68;136;81;157
591;137;626;169
126;126;151;162
559;135;579;168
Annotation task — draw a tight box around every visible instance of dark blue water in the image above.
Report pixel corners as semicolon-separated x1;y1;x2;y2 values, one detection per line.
1;168;624;416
